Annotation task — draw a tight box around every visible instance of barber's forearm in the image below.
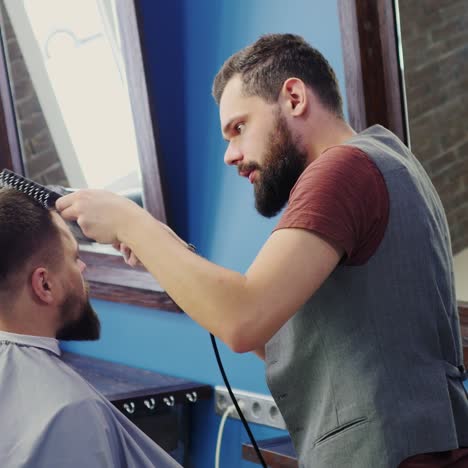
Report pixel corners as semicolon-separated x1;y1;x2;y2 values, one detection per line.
119;209;258;351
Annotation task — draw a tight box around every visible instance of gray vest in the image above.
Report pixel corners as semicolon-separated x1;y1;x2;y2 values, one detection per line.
266;125;468;468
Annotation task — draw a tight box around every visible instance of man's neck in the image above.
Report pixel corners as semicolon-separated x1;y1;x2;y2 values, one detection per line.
316;121;355;161
0;309;56;338
0;323;54;338
301;112;356;164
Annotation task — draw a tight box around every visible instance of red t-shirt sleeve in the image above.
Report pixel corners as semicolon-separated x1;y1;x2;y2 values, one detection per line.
273;145;389;265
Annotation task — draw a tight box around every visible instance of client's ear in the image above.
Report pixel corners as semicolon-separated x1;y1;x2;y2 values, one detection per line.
31;267;54;304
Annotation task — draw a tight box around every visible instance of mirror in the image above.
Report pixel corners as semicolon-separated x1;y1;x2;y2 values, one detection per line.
338;0;468;306
395;0;468;302
1;0;142;203
0;0;179;311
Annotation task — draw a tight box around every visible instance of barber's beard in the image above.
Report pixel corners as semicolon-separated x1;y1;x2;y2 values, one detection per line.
249;113;308;217
56;284;101;341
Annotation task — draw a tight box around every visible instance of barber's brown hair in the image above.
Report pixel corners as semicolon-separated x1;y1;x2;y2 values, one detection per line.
0;188;62;291
212;33;344;119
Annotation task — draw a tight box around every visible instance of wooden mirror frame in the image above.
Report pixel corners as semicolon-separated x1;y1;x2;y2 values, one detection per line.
0;0;180;312
337;0;468;356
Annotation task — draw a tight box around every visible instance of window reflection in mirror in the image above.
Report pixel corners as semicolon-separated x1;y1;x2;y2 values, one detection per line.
395;0;468;301
0;0;143;253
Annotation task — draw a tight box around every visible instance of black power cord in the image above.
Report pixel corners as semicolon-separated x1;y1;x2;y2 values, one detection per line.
210;333;267;468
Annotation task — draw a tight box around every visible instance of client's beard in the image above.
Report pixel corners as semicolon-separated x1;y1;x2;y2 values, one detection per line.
56;286;101;341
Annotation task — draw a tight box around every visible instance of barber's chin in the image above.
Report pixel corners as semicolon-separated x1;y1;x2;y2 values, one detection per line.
56;301;101;342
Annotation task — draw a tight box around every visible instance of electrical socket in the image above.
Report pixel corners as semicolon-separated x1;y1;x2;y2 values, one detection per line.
214;386;286;430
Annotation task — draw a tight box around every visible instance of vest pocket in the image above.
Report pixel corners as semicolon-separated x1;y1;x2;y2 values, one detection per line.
314;416;368;447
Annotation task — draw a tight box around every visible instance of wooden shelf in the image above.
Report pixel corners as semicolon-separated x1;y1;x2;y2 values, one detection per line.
61;351;212;408
61;352;212;464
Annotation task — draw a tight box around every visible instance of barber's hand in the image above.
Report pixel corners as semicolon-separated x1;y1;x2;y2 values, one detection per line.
113;242;142;267
114;223;193;268
55;189;141;244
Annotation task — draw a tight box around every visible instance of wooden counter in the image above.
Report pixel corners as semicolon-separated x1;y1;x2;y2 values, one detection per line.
242;436;298;468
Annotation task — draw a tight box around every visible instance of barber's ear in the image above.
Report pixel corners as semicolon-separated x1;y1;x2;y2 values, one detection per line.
279;78;308;116
31;268;54;304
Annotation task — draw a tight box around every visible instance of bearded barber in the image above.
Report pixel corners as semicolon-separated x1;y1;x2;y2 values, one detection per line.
57;34;468;468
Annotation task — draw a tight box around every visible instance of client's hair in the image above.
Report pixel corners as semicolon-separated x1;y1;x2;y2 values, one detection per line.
0;188;61;292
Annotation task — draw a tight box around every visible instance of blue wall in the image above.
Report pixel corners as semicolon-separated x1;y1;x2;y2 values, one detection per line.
62;1;346;466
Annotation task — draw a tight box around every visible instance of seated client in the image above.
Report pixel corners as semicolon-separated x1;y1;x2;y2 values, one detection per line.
0;188;181;468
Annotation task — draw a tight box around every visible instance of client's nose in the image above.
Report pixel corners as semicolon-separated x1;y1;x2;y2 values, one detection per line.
77;259;87;273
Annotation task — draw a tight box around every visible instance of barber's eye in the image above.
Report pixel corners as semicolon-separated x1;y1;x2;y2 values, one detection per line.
235;123;245;133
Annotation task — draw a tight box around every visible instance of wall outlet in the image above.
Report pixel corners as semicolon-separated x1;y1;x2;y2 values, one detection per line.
214;386;286;430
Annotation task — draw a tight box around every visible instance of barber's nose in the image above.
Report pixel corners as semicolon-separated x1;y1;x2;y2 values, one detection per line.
224;142;243;166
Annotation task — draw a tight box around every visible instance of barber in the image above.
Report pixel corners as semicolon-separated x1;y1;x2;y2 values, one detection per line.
57;34;468;468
